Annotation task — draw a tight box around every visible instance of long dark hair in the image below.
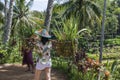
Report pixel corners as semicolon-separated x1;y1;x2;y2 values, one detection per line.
41;37;49;45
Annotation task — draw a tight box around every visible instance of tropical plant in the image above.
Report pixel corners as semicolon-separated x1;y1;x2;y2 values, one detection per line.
31;10;45;19
105;59;120;80
53;19;90;41
11;0;41;44
55;0;102;29
52;18;91;56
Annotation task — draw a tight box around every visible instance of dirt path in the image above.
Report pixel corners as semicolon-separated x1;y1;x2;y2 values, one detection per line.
0;64;67;80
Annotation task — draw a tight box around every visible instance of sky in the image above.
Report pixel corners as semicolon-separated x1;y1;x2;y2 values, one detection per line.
1;0;48;11
1;0;114;11
30;0;48;11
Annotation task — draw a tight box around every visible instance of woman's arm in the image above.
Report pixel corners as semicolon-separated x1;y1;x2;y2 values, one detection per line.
34;43;43;54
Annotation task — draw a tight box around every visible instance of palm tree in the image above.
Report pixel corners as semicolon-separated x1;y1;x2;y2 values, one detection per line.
3;0;14;44
11;0;41;43
98;2;107;78
99;0;107;63
30;10;45;26
55;0;102;29
44;0;54;31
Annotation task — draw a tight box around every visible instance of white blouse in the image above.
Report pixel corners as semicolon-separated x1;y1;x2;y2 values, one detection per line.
35;41;52;70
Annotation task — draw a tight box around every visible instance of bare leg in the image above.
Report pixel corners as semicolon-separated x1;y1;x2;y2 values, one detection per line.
25;64;30;72
31;64;35;73
28;64;30;70
34;69;41;80
45;67;51;80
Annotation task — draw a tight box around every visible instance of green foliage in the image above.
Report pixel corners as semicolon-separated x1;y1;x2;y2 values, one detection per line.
52;19;90;41
105;15;118;35
0;1;4;27
62;0;102;28
0;1;4;11
78;38;89;52
0;43;22;64
31;11;45;19
52;56;113;80
91;0;119;39
114;8;120;14
105;59;120;80
0;49;8;64
11;0;43;46
111;60;118;73
104;38;120;46
88;53;120;60
104;0;119;36
7;46;22;63
111;67;120;79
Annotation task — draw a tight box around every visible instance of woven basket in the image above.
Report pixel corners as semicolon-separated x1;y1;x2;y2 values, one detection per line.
52;40;77;57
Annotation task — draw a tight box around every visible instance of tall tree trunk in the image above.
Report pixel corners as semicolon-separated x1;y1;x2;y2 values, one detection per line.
44;0;54;31
3;0;14;44
99;0;107;63
98;0;107;80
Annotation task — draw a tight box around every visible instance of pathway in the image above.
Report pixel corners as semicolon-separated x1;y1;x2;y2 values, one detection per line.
0;64;68;80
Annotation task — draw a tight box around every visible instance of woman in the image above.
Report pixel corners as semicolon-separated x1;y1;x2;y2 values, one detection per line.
34;29;52;80
21;43;34;73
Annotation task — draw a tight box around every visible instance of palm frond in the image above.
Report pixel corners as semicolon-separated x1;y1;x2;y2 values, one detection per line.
86;0;102;18
77;28;89;35
26;0;34;8
62;3;76;18
0;1;4;11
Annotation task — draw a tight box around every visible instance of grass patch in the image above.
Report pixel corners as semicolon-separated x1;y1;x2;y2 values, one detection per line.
87;53;120;60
